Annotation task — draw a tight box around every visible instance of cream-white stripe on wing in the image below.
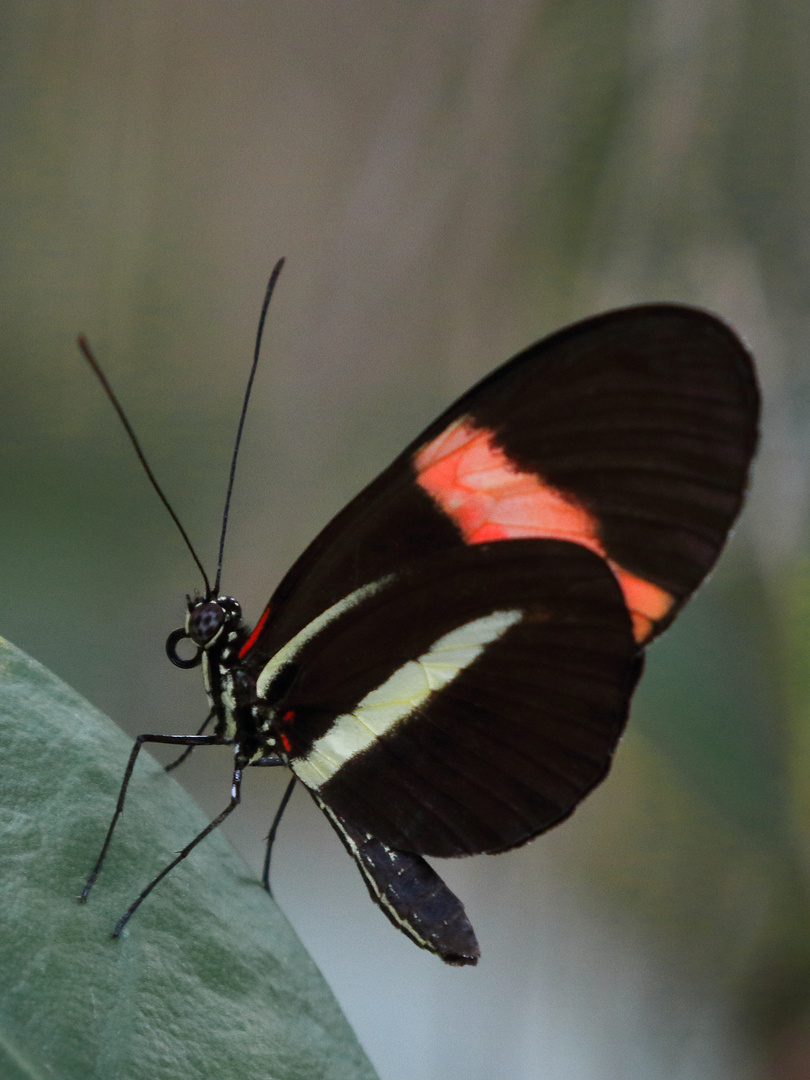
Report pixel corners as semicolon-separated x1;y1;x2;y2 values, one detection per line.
256;578;390;699
292;609;521;790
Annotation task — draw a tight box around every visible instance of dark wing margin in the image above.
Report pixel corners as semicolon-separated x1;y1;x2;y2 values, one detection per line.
314;794;480;966
263;540;642;858
250;304;758;659
462;305;760;632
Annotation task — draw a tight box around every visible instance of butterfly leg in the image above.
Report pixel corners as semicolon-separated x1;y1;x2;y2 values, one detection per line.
258;774;296;896
80;732;226;903
110;763;245;938
313;794;480;966
164;709;216;773
247;755;294;895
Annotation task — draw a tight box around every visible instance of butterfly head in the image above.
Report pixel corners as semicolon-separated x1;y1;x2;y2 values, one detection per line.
165;596;243;669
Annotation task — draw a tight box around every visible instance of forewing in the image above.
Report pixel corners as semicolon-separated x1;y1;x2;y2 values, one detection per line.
247;304;758;658
254;541;641;857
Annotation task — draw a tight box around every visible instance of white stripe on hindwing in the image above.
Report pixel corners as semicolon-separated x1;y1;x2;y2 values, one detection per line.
255;578;391;699
292;609;522;791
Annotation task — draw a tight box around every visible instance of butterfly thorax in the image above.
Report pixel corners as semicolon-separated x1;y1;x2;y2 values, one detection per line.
176;596;280;764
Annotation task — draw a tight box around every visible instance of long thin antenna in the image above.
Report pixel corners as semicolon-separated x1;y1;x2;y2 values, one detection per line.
213;256;286;595
77;335;212;595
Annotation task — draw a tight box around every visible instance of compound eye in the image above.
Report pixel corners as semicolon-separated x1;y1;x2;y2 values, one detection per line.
188;601;226;645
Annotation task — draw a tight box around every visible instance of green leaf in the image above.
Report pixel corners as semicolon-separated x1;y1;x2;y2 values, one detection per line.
0;637;379;1080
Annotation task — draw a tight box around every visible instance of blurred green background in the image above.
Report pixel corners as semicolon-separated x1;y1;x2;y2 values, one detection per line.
2;2;809;1077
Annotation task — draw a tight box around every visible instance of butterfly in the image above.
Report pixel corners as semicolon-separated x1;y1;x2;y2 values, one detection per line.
79;274;760;966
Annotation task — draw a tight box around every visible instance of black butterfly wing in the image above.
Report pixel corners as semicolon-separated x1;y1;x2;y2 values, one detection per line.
244;304;758;662
237;305;756;961
254;540;641;857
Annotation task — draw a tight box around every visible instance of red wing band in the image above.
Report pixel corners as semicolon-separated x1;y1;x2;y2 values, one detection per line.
414;417;674;643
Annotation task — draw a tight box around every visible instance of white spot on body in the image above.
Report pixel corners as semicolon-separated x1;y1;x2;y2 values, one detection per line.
202;653;213;697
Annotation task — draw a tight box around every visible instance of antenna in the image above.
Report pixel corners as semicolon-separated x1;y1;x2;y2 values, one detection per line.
213;256;286;595
77;335;212;595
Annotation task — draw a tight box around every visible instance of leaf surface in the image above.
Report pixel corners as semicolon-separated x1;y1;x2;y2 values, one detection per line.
0;637;379;1080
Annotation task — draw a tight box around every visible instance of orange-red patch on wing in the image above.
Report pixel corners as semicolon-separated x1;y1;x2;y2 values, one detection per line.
607;564;673;644
413;417;673;644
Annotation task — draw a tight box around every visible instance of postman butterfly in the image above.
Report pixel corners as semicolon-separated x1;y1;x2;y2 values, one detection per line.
79;263;759;965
